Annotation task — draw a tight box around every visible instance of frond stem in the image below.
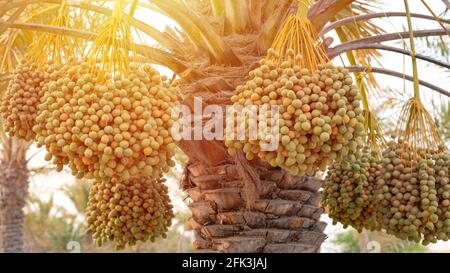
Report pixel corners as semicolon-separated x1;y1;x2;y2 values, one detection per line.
320;12;450;36
345;66;450;97
404;0;420;99
328;43;450;70
329;29;448;58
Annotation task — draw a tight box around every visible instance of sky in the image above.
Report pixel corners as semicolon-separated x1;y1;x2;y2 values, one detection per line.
26;0;450;253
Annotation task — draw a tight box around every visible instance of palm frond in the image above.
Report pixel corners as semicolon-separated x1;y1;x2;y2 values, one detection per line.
223;0;250;34
150;0;241;65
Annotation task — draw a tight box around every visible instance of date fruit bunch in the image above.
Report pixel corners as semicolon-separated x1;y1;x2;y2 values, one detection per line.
374;140;450;245
1;61;53;141
225;49;364;176
86;176;173;250
322;146;381;232
33;61;179;180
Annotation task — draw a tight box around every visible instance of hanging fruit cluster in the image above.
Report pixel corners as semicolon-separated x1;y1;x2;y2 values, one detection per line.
225;0;364;176
322;146;380;232
78;0;178;249
353;1;450;245
322;139;450;245
226;50;364;176
33;61;179;181
0;0;81;142
375;140;450;244
0;62;51;141
86;176;173;250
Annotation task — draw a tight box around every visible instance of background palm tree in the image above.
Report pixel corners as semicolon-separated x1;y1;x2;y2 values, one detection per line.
0;136;29;252
0;0;448;253
0;2;31;253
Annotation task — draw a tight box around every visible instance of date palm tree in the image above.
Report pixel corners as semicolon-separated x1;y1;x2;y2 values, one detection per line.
0;0;449;253
0;135;30;252
0;5;33;252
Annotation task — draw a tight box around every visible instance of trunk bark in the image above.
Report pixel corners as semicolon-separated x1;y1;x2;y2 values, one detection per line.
181;161;327;253
0;156;29;253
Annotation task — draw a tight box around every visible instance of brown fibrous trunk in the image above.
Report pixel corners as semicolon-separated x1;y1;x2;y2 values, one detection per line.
181;158;327;253
0;159;29;253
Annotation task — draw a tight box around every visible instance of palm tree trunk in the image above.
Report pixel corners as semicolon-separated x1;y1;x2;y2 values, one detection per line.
182;159;327;253
0;139;29;253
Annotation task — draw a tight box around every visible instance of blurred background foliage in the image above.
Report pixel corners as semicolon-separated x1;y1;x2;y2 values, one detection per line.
24;154;193;253
331;229;428;253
